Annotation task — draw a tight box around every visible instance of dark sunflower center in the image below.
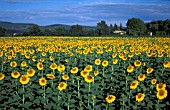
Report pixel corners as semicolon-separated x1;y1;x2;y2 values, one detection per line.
22;77;27;81
60;83;64;87
138;94;142;98
132;82;136;86
140;75;143;78
87;76;92;80
159;90;164;96
14;72;18;76
158;84;163;89
41;79;45;83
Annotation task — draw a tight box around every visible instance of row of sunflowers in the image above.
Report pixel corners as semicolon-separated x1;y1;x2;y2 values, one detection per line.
0;37;170;110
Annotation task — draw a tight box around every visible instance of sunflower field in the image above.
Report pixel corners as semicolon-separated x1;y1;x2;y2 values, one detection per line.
0;36;170;110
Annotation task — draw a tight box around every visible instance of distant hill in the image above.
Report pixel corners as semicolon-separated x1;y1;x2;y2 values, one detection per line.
0;21;96;35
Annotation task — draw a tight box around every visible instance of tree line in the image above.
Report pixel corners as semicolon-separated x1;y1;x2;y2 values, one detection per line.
0;18;170;37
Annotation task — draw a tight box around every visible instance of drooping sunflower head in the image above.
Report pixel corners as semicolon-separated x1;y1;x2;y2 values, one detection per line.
93;70;99;76
26;69;35;77
163;61;170;68
128;53;134;58
105;95;116;103
157;89;168;100
11;71;20;78
95;59;101;65
151;79;157;85
10;61;17;67
70;67;79;74
156;83;166;91
46;74;55;80
58;65;65;72
136;93;145;102
37;62;44;70
130;80;139;90
127;65;134;73
102;60;109;67
20;75;30;85
138;74;146;81
0;73;5;80
112;59;118;64
146;68;153;74
39;78;47;86
84;75;94;83
134;60;142;67
50;63;58;70
21;61;27;67
58;82;67;91
84;65;93;72
80;70;89;77
62;74;69;81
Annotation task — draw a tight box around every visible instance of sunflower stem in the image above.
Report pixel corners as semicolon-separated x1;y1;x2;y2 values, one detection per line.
22;85;25;109
68;95;71;110
78;79;80;97
88;83;91;107
106;103;108;110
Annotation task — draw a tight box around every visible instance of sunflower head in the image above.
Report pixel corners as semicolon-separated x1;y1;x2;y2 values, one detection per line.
71;67;79;74
105;95;116;103
20;75;30;85
62;74;69;80
27;69;35;77
85;75;94;83
136;93;145;102
10;61;17;67
37;62;44;70
80;70;89;77
50;63;58;70
58;65;65;72
112;59;118;64
130;80;139;89
84;65;93;72
147;68;153;74
11;71;20;78
46;74;55;80
0;73;5;80
93;70;99;76
102;60;109;67
134;60;142;67
21;61;27;67
95;59;101;65
157;89;168;100
39;78;47;86
138;74;146;81
151;79;157;85
127;65;134;73
156;83;166;91
58;82;67;91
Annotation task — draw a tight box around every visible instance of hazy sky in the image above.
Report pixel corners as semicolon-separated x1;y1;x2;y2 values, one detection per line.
0;0;170;26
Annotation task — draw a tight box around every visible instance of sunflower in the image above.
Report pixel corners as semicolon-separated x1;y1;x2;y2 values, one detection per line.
39;78;47;86
70;67;79;74
112;53;117;58
130;80;139;89
95;59;101;65
138;74;146;81
58;82;67;91
46;74;55;80
112;59;118;64
102;60;108;67
20;75;30;85
136;93;145;102
50;63;58;71
83;49;89;55
146;68;153;74
84;75;94;83
37;62;44;70
26;69;35;77
127;65;134;73
122;56;127;61
157;89;168;100
93;70;99;76
134;60;142;67
0;51;3;57
163;61;170;68
58;65;65;72
25;54;30;59
156;83;166;91
10;61;17;67
128;53;134;58
84;65;93;72
151;79;157;84
105;95;116;103
21;61;27;67
80;70;89;77
0;73;5;80
62;74;69;80
11;71;20;78
32;56;36;62
65;59;69;63
41;52;46;57
49;56;54;61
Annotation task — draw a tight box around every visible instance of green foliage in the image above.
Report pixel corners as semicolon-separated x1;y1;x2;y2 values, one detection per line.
97;21;109;36
126;18;147;36
0;26;6;36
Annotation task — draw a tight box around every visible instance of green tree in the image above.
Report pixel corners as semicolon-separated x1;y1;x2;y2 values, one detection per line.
120;23;123;30
126;18;147;36
28;25;42;36
113;23;119;31
69;24;83;36
54;27;66;36
97;21;109;36
43;29;52;36
0;26;6;36
109;24;114;35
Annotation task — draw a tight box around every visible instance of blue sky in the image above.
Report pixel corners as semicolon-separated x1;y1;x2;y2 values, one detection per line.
0;0;170;26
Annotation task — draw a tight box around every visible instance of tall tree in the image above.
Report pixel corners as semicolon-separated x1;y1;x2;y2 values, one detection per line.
0;26;6;36
69;24;83;36
97;21;109;36
54;27;66;36
113;23;118;31
120;23;123;30
27;25;42;36
126;18;147;36
109;24;114;35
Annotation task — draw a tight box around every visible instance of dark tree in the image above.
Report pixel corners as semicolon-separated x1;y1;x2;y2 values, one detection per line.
69;24;83;36
126;18;147;36
0;26;6;37
120;23;123;30
113;23;119;31
27;25;43;36
97;21;109;36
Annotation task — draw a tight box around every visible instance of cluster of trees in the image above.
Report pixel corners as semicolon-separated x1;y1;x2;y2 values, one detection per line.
0;18;170;37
